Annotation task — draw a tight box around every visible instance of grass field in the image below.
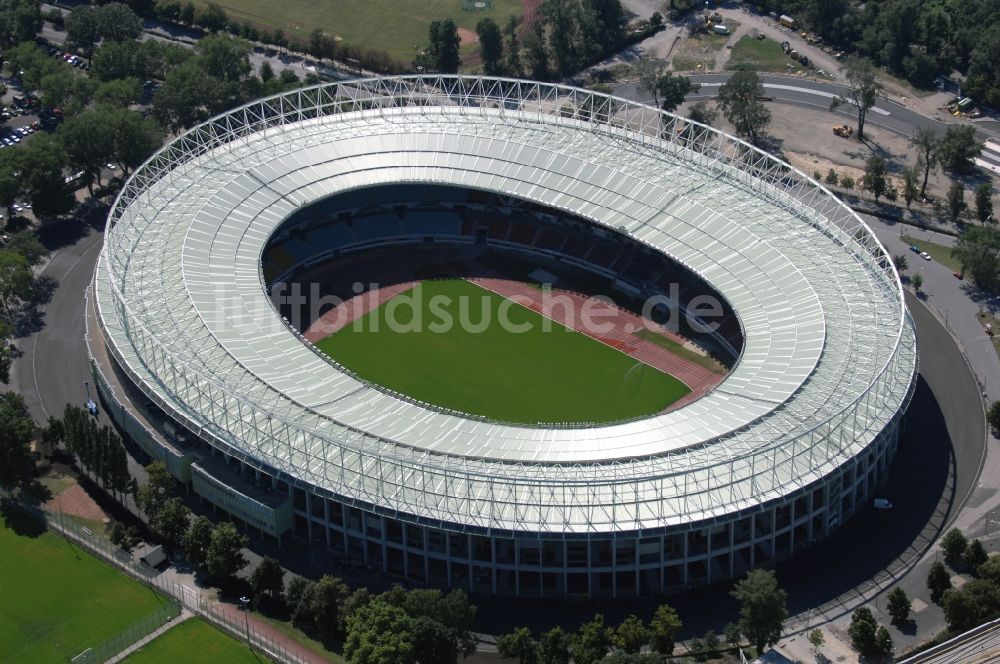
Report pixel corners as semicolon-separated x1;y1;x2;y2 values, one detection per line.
901;235;962;272
315;279;690;423
0;510;167;664
196;0;523;64
122;619;263;664
727;35;805;73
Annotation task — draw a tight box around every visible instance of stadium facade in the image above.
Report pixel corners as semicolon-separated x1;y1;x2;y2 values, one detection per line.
88;77;918;598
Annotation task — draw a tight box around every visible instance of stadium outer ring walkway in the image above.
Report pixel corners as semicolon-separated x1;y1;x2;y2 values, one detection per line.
88;76;918;598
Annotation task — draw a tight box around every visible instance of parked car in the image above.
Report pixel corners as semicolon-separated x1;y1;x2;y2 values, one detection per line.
921;251;932;261
909;244;920;253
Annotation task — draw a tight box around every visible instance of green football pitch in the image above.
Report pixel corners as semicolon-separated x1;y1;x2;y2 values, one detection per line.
196;0;523;64
123;619;263;664
0;511;167;664
314;279;690;424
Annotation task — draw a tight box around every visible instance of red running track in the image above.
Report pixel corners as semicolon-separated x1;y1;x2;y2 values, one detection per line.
302;281;418;343
470;278;726;401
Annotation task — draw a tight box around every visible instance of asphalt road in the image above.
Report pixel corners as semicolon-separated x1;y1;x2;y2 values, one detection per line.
612;74;1000;170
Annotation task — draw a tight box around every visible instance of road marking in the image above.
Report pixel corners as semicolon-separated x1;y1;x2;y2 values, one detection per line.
697;81;891;115
29;236;103;420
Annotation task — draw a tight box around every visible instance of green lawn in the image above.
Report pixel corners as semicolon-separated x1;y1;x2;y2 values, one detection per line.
0;510;167;664
253;613;345;663
727;35;805;73
315;279;691;424
123;619;264;664
196;0;523;64
901;235;962;272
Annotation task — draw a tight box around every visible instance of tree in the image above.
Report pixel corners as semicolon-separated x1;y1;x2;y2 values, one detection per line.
731;569;787;654
989;402;1000;436
723;622;742;651
571;614;611;664
411;615;459;664
153;59;218;131
99;3;143;43
110;108;164;176
808;628;825;656
928;560;952;604
717;70;770;145
196;3;228;33
477;18;504;76
0;250;34;318
830;56;883;140
0;0;42;48
183;515;214;566
966;24;1000;108
948;181;966;223
942;579;1000;632
293;575;350;640
979;555;1000;585
894;254;909;273
841;174;856;190
136;460;174;520
902;165;919;209
874;624;894;657
428;19;461;73
649;603;682;655
153;497;191;546
967;539;989;571
65;5;102;62
912;272;923;293
344;598;415;664
687;101;717;127
19;134;74;217
0;391;35;496
504;15;522;77
205;521;248;580
826;169;840;187
887;587;911;623
953;225;1000;292
864;154;889;202
976;183;994;223
537;626;571;664
848;607;878;655
910;127;939;197
250;556;285;605
613;615;648;654
95;78;142;108
523;21;548;80
942;527;969;564
656;72;699;113
937;125;982;174
635;56;668;107
58;107;118;194
498;627;539;664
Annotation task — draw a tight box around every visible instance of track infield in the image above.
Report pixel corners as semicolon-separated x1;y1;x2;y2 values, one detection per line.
122;619;263;664
313;279;691;423
0;510;167;664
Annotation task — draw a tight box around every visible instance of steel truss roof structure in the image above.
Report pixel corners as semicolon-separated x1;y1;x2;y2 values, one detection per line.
95;76;917;535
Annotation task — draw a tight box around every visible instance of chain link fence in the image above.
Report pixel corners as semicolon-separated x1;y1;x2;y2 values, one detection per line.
69;601;180;664
15;504;316;664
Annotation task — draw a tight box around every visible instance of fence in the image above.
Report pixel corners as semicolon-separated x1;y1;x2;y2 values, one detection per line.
23;504;316;664
70;601;181;664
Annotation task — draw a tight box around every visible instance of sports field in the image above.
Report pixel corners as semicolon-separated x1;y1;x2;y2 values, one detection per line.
196;0;523;64
315;279;691;423
123;619;262;664
0;511;166;663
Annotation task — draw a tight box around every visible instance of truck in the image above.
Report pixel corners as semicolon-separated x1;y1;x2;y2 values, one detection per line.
779;14;796;29
712;24;730;35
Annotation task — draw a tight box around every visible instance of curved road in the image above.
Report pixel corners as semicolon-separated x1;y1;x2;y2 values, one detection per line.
612;74;1000;171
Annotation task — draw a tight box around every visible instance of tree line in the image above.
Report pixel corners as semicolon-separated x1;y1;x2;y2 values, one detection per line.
924;527;1000;636
742;0;1000;104
496;568;787;663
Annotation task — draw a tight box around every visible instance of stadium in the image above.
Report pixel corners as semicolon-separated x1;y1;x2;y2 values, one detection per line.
88;76;918;598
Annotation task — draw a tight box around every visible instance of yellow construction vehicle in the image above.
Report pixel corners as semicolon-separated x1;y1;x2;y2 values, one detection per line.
832;124;854;138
